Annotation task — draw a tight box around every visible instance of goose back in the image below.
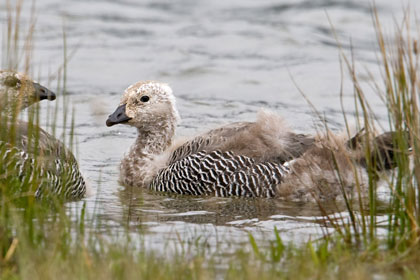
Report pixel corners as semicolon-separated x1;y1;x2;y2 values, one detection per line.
169;111;314;165
8;120;77;163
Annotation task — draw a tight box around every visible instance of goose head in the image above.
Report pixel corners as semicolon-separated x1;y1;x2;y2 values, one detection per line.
106;81;180;132
0;70;56;112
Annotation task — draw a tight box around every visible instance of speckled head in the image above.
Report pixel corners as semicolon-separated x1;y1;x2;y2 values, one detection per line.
106;81;180;130
0;70;56;113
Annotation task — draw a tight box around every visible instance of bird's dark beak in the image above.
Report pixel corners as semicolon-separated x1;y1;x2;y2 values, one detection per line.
106;104;132;127
33;82;56;101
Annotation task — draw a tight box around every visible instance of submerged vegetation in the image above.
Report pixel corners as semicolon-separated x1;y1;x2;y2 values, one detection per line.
0;1;420;279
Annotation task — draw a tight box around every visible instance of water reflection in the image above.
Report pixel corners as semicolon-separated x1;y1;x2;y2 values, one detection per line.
117;186;356;229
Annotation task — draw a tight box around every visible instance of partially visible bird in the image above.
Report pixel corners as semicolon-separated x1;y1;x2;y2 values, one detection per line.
0;70;87;199
0;70;56;113
277;129;408;202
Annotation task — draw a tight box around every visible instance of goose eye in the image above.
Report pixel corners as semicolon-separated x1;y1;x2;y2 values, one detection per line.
4;76;20;88
140;96;149;102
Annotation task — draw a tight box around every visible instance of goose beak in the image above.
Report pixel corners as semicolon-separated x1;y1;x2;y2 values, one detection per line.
106;104;132;127
33;82;56;101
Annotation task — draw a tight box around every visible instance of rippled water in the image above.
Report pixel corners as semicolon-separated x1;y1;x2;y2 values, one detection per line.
1;0;419;256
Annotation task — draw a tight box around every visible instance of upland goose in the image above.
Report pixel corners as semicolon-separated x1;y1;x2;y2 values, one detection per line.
106;81;405;202
0;70;87;199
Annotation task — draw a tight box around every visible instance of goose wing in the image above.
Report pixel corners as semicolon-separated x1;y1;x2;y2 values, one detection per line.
169;121;314;165
151;150;289;198
0;140;86;198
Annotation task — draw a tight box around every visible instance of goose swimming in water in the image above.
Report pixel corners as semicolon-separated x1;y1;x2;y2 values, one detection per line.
107;81;404;202
0;70;87;199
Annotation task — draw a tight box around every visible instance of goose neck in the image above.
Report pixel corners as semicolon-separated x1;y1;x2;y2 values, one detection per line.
134;125;175;156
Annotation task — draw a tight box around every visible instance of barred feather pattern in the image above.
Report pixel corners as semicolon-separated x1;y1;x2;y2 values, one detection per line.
168;136;212;165
167;123;252;165
0;140;86;199
150;150;289;198
167;122;315;166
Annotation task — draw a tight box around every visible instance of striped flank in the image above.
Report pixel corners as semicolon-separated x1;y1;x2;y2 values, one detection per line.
151;150;289;198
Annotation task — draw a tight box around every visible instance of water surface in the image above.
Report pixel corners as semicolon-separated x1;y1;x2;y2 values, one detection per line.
1;0;419;258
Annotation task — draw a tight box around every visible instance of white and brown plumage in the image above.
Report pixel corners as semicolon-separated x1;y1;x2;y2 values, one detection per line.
0;70;87;199
106;81;404;202
106;81;311;198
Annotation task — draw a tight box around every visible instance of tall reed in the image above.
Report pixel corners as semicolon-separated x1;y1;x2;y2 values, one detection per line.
323;8;420;251
1;1;420;279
